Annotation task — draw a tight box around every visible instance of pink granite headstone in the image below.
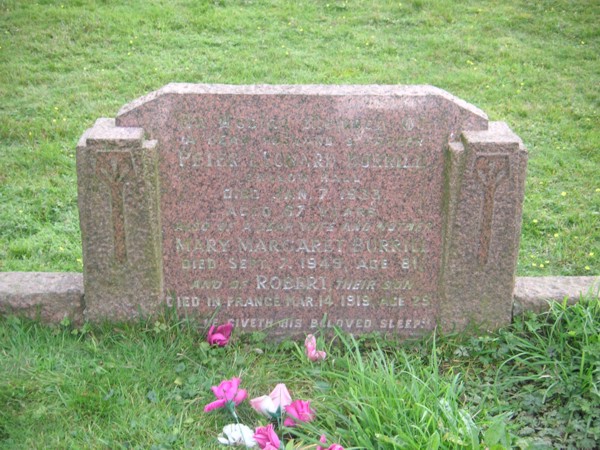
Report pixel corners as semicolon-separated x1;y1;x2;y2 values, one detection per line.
77;84;527;337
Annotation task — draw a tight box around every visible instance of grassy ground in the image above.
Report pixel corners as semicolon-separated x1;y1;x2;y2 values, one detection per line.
1;299;599;449
0;1;599;449
0;0;598;274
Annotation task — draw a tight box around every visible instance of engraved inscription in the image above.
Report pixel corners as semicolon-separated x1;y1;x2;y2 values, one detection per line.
162;100;444;336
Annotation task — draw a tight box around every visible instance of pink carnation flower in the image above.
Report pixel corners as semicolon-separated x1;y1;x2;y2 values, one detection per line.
254;424;280;449
250;383;292;417
317;434;344;450
305;334;326;362
283;399;314;427
204;377;247;412
207;322;233;346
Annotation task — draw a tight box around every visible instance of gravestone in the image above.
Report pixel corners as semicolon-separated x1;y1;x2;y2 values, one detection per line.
77;84;527;338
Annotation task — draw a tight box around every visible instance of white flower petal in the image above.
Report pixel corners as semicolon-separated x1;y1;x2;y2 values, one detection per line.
250;395;277;416
218;423;257;447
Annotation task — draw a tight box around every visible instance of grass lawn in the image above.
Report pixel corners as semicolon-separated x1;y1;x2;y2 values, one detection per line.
0;0;598;274
1;300;599;448
0;0;599;448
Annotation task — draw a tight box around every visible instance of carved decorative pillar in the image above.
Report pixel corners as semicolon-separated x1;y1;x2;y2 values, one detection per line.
77;118;163;320
440;122;528;331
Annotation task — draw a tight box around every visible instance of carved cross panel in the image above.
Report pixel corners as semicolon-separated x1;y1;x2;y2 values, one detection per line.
95;151;135;264
475;154;510;265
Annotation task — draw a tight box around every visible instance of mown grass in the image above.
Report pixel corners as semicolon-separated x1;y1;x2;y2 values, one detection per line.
1;299;598;448
0;2;599;448
0;0;598;274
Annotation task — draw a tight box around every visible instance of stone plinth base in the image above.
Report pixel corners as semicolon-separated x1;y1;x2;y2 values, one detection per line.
0;272;84;324
1;272;597;325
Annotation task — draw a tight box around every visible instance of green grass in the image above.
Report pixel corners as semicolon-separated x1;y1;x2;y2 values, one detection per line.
1;299;598;448
295;333;512;449
0;0;598;274
0;2;599;448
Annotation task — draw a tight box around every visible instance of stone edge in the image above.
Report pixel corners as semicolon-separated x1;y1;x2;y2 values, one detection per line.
116;83;488;123
0;273;597;324
0;272;85;324
513;276;599;316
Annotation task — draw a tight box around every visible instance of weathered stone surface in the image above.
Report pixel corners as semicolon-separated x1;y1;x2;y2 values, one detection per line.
76;84;528;338
440;121;527;331
0;272;84;323
513;276;600;315
3;273;596;326
77;118;162;321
